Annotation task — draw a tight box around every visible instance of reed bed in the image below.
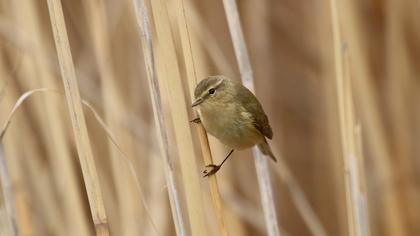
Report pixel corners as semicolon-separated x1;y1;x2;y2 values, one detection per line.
0;0;419;235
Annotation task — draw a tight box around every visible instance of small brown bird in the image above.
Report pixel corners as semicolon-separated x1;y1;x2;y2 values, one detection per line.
191;75;277;177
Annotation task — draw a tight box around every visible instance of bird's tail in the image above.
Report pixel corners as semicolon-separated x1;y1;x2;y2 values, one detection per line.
258;140;277;162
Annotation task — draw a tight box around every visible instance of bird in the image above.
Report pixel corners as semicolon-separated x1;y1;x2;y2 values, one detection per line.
191;75;277;177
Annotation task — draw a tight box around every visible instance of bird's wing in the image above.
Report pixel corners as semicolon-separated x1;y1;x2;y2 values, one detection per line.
253;113;273;139
241;91;273;139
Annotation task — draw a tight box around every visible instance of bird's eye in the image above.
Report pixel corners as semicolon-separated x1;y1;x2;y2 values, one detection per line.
208;88;215;95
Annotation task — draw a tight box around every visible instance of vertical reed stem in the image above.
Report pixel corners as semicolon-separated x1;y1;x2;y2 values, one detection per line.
147;0;209;234
132;0;186;235
174;0;229;235
329;0;371;234
46;0;109;234
222;0;280;235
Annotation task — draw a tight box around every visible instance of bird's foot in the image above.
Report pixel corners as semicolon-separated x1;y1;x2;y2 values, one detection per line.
203;164;220;177
190;117;201;124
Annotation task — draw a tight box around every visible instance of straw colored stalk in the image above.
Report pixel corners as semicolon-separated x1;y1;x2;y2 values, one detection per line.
354;123;371;236
329;0;371;234
45;0;109;235
147;0;208;234
82;1;141;234
222;0;281;235
131;0;186;235
337;0;407;235
342;47;371;236
16;1;91;235
173;0;229;235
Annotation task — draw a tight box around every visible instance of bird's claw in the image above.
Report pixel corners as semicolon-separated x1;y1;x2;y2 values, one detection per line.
190;117;201;124
203;164;220;177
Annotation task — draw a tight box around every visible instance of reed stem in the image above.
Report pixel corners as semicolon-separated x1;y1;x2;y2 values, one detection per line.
132;0;187;234
46;0;109;234
222;0;281;235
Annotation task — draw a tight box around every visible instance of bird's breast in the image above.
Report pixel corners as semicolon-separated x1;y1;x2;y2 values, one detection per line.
198;104;263;149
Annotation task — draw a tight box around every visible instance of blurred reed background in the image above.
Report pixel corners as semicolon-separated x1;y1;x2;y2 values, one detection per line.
0;0;419;235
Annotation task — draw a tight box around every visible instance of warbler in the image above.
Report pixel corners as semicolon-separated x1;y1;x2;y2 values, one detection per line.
191;75;277;177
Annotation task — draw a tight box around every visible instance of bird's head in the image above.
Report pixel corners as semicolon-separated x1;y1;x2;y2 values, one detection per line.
192;75;232;108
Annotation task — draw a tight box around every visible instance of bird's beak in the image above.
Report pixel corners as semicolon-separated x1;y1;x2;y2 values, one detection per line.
191;98;203;107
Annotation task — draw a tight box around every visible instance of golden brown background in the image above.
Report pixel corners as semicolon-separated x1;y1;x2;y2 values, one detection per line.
0;0;419;235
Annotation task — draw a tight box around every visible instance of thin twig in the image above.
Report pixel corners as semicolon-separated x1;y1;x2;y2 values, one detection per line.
222;0;280;235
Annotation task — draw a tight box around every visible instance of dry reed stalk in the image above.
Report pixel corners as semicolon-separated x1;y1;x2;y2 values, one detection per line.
0;144;18;236
329;0;358;234
131;0;187;235
174;0;229;235
16;1;91;235
330;0;373;234
82;1;140;234
222;0;281;235
338;0;407;235
353;123;371;236
45;0;109;234
343;47;371;236
148;0;209;234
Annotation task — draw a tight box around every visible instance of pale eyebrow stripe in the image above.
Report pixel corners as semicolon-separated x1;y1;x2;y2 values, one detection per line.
199;78;224;98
